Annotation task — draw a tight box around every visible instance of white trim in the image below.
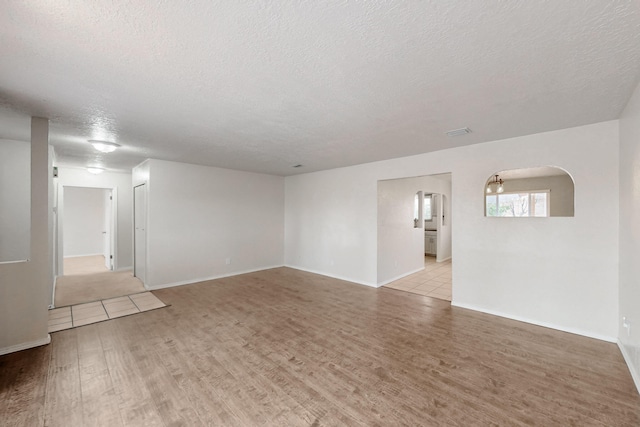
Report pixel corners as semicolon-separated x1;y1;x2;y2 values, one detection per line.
618;340;640;394
49;275;57;309
115;266;133;272
451;302;616;343
436;256;451;263
0;259;29;265
285;264;378;288
377;267;425;287
145;265;286;290
0;334;51;356
63;253;104;258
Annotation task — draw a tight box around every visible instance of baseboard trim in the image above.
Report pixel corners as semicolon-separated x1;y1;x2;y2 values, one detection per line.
451;302;617;343
0;334;51;356
377;267;425;287
64;253;104;259
285;264;377;288
618;340;640;394
146;265;285;290
436;256;451;263
115;266;133;272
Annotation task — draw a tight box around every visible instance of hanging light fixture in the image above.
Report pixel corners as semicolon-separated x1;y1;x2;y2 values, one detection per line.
89;140;120;153
486;174;504;194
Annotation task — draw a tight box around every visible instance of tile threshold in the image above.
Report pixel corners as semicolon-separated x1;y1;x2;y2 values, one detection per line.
48;292;168;333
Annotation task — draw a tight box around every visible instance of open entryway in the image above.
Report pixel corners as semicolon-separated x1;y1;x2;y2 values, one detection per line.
377;173;453;301
53;185;144;307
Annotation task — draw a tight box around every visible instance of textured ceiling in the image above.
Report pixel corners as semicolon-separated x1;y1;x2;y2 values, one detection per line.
1;1;640;176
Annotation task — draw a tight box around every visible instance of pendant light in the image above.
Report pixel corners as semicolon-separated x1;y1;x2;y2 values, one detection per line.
486;175;504;194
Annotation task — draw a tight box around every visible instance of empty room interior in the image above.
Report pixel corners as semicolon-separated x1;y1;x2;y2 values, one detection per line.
2;2;640;425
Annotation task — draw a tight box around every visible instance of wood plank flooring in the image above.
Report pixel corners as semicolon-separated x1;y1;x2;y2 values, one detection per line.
1;267;639;426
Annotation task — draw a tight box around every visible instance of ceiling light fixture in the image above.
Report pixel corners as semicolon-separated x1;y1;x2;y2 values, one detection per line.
89;140;120;153
87;167;105;175
445;127;472;137
486;174;504;194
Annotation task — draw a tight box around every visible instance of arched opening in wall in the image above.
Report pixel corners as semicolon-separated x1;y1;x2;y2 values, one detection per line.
377;172;453;302
484;166;574;217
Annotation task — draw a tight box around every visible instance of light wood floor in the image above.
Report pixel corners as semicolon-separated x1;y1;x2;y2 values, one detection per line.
1;267;638;426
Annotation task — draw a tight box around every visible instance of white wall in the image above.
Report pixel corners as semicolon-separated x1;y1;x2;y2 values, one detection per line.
619;81;640;389
436;189;452;263
56;167;133;270
0;118;52;355
63;187;108;257
377;175;452;285
133;159;285;289
285;121;619;341
0;139;30;262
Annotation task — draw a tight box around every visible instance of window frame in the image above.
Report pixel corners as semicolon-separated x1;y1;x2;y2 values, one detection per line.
485;189;550;217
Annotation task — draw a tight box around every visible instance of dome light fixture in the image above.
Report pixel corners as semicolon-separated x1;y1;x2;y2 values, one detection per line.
87;167;105;175
486;174;504;194
89;140;120;153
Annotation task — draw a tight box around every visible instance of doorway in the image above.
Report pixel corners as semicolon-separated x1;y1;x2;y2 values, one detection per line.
61;186;114;274
53;185;144;307
377;173;453;301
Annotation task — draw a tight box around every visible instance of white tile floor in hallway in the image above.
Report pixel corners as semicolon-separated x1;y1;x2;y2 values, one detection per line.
384;256;452;301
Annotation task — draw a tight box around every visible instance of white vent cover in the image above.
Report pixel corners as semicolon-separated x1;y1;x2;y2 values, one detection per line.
445;127;472;137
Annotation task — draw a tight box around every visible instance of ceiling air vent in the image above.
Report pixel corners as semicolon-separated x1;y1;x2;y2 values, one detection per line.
445;127;471;137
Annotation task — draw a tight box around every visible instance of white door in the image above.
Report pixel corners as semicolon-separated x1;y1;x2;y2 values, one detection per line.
103;189;113;270
134;184;147;284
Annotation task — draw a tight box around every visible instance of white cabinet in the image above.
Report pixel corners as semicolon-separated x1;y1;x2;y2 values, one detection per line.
425;231;437;256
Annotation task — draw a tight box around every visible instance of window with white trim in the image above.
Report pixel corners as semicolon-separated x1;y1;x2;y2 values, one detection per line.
485;191;550;217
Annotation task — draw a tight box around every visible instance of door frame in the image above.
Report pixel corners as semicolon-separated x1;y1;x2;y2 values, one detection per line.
133;183;147;287
56;185;118;277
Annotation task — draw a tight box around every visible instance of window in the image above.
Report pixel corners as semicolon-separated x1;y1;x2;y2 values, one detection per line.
486;191;549;217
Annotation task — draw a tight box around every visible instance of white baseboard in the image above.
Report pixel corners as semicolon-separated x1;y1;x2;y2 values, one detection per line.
618;340;640;394
64;253;103;259
146;265;285;290
436;256;451;263
0;334;51;356
115;266;133;272
451;302;617;343
377;267;425;287
285;264;377;288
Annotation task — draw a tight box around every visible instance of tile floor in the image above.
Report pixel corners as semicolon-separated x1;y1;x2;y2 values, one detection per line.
384;256;452;301
48;292;167;333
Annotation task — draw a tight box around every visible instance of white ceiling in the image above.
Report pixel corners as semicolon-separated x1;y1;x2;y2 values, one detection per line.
1;1;640;176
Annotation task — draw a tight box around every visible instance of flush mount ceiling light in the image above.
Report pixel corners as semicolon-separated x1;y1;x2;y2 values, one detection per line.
87;167;105;175
89;140;120;153
445;127;472;137
486;174;504;194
